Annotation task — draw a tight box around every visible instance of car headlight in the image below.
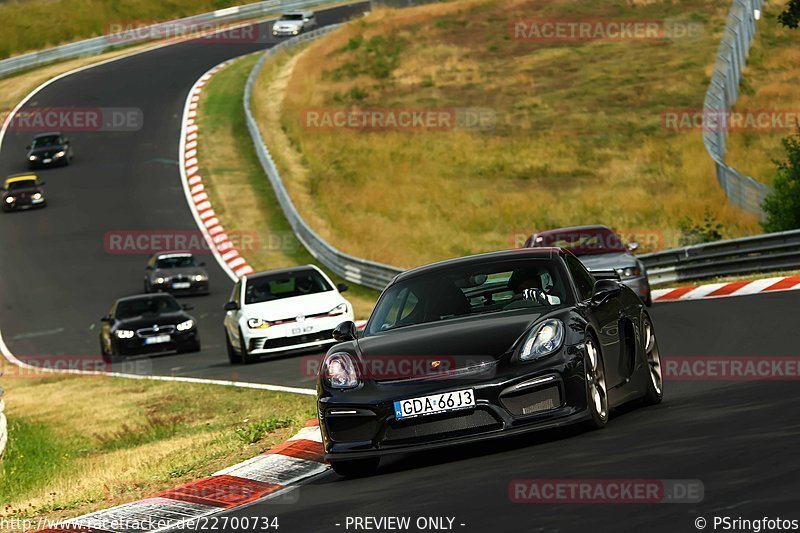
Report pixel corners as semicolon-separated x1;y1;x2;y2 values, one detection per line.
54;150;66;158
328;303;348;316
615;266;642;278
29;155;37;161
5;196;14;204
32;192;43;200
323;352;358;389
247;318;270;329
519;319;565;361
176;319;194;331
115;329;135;339
193;274;207;282
154;277;167;284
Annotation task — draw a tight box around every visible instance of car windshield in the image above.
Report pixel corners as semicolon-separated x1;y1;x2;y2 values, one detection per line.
533;228;626;255
156;254;198;268
31;136;60;148
115;295;181;318
365;258;571;336
280;14;303;20
6;179;37;190
245;269;332;304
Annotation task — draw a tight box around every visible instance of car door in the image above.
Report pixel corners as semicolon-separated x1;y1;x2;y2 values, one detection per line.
565;254;625;388
225;280;243;342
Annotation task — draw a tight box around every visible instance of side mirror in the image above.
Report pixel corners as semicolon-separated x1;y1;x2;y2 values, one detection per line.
224;301;239;312
182;303;194;311
332;320;357;342
626;241;639;252
101;315;112;323
591;279;621;305
337;283;349;293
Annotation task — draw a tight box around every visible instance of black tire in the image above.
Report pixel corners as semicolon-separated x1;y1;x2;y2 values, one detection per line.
330;457;380;477
584;332;609;430
641;315;663;405
239;328;257;364
226;330;241;364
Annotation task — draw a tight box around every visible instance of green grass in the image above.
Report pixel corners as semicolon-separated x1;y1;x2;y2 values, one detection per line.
0;0;246;59
196;53;380;317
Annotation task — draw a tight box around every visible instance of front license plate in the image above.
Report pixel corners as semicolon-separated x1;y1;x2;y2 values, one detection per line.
394;389;475;420
172;282;191;289
43;158;52;164
144;334;171;344
290;326;314;336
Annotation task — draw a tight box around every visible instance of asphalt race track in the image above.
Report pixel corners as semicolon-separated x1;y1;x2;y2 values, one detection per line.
215;291;800;532
1;4;799;531
0;4;367;389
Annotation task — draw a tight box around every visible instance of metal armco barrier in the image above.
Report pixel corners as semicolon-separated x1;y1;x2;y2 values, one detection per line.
703;0;771;219
640;229;800;285
0;387;7;459
0;0;355;79
244;25;404;291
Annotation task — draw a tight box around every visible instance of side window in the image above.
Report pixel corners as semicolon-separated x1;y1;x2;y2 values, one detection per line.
565;254;595;301
232;280;242;306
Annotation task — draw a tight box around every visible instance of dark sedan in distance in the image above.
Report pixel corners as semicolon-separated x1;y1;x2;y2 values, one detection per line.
26;132;73;169
100;293;200;361
525;225;652;306
317;248;663;476
144;252;209;295
2;174;46;212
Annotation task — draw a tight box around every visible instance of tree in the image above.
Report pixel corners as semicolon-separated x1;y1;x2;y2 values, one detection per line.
778;0;800;29
762;131;800;232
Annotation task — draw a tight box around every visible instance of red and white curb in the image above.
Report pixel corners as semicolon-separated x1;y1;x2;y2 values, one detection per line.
653;275;800;303
39;421;326;532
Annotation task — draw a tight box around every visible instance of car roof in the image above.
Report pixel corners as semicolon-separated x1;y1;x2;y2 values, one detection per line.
392;248;561;284
5;174;38;185
245;264;320;281
116;293;176;303
533;224;613;236
155;251;195;258
32;132;61;138
283;11;312;15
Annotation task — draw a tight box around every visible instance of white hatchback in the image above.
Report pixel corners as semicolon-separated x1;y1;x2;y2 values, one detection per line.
223;265;354;364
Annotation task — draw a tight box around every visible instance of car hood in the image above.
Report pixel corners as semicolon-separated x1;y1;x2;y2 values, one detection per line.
153;267;207;278
275;20;303;28
243;291;346;321
357;310;544;362
576;252;638;271
115;311;191;329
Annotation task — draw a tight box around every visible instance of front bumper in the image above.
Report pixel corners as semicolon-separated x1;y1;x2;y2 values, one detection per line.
272;27;302;36
3;198;46;211
28;156;66;168
318;344;591;460
242;314;350;355
151;280;209;295
112;330;199;356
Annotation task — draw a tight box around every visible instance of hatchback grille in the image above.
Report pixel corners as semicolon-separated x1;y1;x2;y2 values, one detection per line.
250;329;334;350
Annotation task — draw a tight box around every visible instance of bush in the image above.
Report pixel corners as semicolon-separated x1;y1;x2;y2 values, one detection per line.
678;209;724;246
762;132;800;232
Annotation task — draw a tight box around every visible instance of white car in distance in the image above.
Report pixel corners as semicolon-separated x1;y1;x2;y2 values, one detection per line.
224;265;354;364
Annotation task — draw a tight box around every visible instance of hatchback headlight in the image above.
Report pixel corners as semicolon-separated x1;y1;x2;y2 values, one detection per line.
55;150;66;158
115;329;135;339
328;303;348;316
520;319;564;361
32;192;43;200
193;274;207;282
29;155;37;161
154;277;167;284
323;352;358;389
616;266;642;278
5;196;14;204
247;318;270;329
176;319;194;331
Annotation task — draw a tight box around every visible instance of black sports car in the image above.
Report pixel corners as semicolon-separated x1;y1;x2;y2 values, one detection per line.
100;293;200;361
317;248;663;476
26;132;73;169
2;174;46;212
144;251;209;295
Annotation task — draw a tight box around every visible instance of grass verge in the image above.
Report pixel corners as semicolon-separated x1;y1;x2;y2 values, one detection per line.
195;53;380;318
0;360;314;522
252;0;762;269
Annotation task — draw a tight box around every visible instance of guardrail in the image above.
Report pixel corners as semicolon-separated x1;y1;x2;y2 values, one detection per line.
244;25;404;291
0;387;7;460
703;0;770;219
0;0;357;79
640;229;800;285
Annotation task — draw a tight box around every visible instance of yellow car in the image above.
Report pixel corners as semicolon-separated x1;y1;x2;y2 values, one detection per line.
1;174;47;212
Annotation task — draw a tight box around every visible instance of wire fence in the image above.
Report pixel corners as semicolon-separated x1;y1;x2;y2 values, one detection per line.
703;0;771;219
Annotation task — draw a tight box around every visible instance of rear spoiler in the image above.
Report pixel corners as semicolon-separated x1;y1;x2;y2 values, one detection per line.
591;269;621;281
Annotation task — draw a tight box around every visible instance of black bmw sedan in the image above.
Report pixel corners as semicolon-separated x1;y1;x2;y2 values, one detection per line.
317;248;663;476
26;132;73;169
99;293;200;361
